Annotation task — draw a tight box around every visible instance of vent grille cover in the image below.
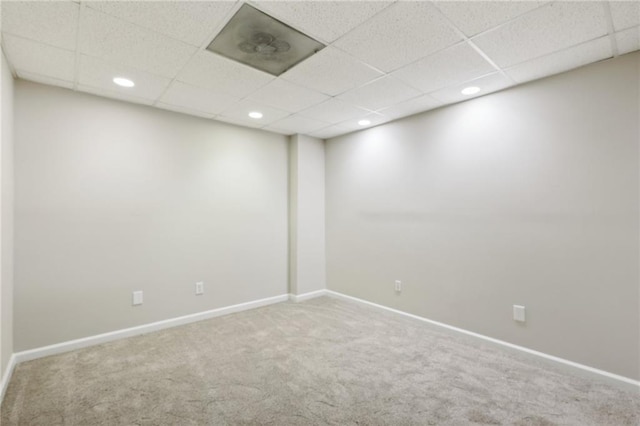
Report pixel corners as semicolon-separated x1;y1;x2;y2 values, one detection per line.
207;4;325;76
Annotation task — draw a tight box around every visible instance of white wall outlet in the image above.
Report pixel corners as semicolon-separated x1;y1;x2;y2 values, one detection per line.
195;281;204;295
132;290;143;306
513;305;526;322
394;280;402;293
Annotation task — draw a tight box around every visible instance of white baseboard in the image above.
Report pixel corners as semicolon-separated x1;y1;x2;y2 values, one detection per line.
325;290;640;391
13;293;290;365
289;289;327;303
0;353;17;406
4;289;638;402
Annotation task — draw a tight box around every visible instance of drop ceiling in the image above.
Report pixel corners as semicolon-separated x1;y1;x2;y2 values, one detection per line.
1;1;638;139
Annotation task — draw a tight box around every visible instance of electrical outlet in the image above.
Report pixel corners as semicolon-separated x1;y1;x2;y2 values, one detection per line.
395;280;402;293
513;305;526;322
195;281;204;295
132;290;143;306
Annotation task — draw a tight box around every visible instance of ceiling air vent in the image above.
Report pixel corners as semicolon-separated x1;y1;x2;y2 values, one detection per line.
207;4;325;76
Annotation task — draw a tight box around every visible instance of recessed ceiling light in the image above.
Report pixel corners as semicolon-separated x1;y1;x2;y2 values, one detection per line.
461;86;480;95
113;77;135;88
248;111;263;119
358;119;371;126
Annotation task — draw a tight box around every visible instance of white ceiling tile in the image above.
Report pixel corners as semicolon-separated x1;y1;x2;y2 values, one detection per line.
2;35;75;82
281;46;382;96
615;26;640;55
337;76;421;111
156;103;216;120
218;99;291;127
430;72;514;104
267;114;330;135
309;124;352;139
214;115;266;130
254;1;393;43
17;71;74;90
85;1;237;47
392;42;496;94
299;98;371;124
434;1;545;37
333;2;462;72
79;55;172;101
78;7;197;78
505;36;613;84
472;2;608;68
78;84;155;107
159;81;240;116
609;1;640;32
1;1;79;50
335;112;390;133
246;79;329;112
5;0;632;131
377;95;444;121
177;50;274;97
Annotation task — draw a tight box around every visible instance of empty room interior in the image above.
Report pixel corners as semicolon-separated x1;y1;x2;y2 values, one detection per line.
0;0;639;424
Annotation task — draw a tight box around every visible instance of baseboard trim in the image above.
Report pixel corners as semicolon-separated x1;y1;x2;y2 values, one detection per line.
289;289;327;303
13;293;290;365
325;290;640;391
0;353;17;406
5;289;638;398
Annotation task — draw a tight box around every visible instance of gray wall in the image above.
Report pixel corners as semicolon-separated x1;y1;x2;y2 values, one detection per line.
1;51;15;378
289;134;326;295
14;81;289;351
325;52;640;380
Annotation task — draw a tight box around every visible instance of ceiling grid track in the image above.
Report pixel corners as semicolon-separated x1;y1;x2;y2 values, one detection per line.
72;2;85;91
150;2;245;109
430;2;515;84
601;2;619;57
1;0;636;138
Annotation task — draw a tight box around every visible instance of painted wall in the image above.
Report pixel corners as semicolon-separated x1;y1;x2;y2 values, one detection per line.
14;82;289;351
0;51;15;380
325;52;640;379
289;134;325;295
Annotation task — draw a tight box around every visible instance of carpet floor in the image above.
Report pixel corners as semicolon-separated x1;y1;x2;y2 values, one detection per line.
1;296;639;425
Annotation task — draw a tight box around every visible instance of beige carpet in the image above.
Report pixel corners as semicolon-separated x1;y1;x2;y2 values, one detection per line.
1;296;639;425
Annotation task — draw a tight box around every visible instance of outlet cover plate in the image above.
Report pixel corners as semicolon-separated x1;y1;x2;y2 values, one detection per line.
513;305;526;322
132;291;143;306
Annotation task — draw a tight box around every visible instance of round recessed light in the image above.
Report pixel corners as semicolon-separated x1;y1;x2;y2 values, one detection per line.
358;119;371;126
113;77;135;88
461;86;480;95
248;111;263;119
